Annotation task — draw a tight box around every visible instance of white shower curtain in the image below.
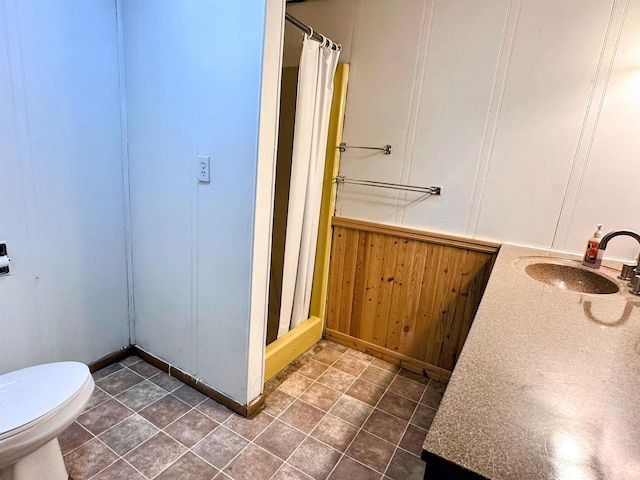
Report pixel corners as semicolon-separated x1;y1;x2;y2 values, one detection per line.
277;35;340;338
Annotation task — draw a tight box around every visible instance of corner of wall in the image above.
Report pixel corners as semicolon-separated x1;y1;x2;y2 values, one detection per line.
247;0;286;403
115;0;136;346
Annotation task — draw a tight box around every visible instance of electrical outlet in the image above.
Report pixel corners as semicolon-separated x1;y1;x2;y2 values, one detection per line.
198;155;210;183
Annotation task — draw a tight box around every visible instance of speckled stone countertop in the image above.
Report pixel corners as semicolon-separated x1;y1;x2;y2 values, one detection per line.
422;244;640;480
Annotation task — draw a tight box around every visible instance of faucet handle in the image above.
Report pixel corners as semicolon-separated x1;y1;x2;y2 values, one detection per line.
630;275;640;296
619;264;636;281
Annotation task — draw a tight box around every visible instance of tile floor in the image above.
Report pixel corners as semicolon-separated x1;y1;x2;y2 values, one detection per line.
61;340;445;480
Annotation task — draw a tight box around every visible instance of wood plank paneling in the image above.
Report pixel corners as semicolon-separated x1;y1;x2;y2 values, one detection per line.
338;228;360;334
348;231;368;338
386;238;415;353
372;235;399;346
397;241;428;357
359;233;385;343
326;227;346;331
326;217;498;378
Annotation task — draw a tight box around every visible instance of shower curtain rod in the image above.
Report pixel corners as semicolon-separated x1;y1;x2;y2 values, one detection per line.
285;13;341;51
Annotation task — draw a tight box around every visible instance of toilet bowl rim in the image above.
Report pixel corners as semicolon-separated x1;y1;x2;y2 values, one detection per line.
0;372;94;442
0;373;94;470
0;362;92;437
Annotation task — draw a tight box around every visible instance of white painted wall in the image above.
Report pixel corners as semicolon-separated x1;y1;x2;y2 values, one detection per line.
122;0;268;404
0;0;130;374
288;0;640;261
250;0;285;402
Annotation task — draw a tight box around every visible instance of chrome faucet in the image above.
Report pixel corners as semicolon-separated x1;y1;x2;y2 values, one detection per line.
598;229;640;294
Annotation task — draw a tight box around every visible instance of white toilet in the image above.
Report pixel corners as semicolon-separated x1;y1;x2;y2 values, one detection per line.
0;362;94;480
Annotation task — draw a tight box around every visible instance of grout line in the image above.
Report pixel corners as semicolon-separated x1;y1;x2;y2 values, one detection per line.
69;363;182;458
186;447;222;474
86;436;148;480
383;381;422;476
75;345;439;480
270;462;314;480
282;350;365;477
265;347;373;479
332;366;404;477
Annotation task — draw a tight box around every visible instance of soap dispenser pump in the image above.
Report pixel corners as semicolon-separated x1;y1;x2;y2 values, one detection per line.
583;224;604;268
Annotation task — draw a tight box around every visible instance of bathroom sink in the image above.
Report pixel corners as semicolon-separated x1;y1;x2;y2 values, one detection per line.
513;257;620;294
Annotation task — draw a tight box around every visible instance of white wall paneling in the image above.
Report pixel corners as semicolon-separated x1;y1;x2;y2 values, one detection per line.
0;0;130;373
557;0;640;257
339;0;432;224
406;0;511;236
249;0;286;402
292;0;640;261
123;0;268;404
473;0;613;247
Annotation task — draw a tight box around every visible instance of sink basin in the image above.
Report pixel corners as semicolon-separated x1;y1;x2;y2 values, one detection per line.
513;257;620;294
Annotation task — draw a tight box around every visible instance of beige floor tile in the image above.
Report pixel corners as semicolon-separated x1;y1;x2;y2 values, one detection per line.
155;452;218;480
98;413;158;455
279;400;326;433
63;438;119;480
328;456;382;480
91;459;146;480
310;414;358;452
165;409;218;448
329;395;373;428
96;369;144;395
387;376;426;402
385;448;426;480
172;384;208;406
255;420;307;460
196;398;235;423
124;432;186;478
316;368;355;392
76;399;133;435
362;409;408;445
312;348;342;366
115;380;168;411
360;366;396;388
139;395;191;428
223;444;282;480
300;382;341;411
377;391;417;421
278;373;314;397
263;389;295;417
346;431;395;473
288;438;341;480
191;426;248;469
224;411;274;441
58;422;93;454
345;379;385;406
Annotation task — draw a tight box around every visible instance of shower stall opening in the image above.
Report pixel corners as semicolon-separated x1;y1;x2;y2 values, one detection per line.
264;12;348;380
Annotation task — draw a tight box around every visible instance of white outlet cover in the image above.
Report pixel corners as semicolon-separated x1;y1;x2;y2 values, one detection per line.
198;155;210;183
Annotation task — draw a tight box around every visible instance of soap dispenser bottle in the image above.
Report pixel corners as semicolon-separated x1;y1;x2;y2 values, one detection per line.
583;224;604;268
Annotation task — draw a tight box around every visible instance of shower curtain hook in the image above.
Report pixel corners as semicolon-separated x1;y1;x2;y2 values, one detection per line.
320;34;327;48
307;27;313;40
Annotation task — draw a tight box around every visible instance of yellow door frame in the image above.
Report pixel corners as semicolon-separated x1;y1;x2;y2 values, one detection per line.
264;63;349;381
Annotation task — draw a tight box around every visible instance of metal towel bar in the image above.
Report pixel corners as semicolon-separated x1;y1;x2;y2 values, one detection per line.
335;176;441;196
338;142;392;155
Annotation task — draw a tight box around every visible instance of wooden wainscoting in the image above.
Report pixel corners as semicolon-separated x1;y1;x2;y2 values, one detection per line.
325;217;500;381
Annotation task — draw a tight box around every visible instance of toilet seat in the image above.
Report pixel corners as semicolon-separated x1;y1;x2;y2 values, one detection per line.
0;362;94;471
0;362;91;439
